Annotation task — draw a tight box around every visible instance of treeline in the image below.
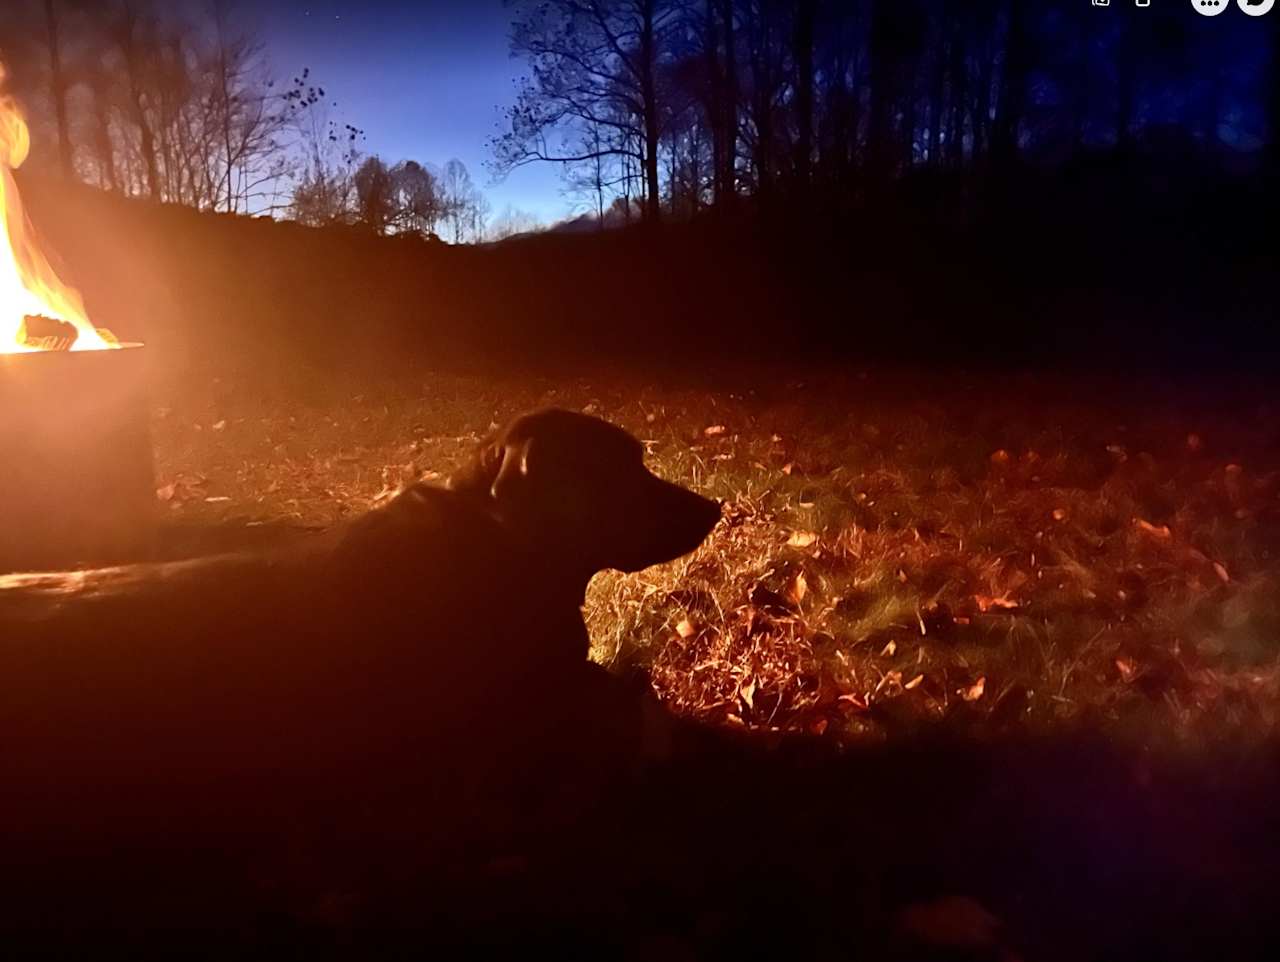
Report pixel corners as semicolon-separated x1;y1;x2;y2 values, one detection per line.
0;0;498;241
492;0;1280;223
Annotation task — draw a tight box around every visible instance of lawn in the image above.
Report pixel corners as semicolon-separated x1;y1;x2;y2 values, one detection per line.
150;362;1280;747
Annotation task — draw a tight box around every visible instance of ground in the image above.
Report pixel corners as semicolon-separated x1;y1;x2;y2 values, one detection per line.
149;362;1280;749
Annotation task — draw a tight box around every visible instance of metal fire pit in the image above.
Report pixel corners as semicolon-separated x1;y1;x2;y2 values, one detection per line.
0;344;154;572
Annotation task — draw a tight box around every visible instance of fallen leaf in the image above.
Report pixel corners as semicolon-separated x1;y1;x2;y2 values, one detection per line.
1115;657;1138;683
780;462;794;475
739;677;756;711
990;449;1011;466
905;674;924;690
1213;562;1230;584
881;640;897;657
961;677;986;702
786;571;808;605
1134;519;1172;539
211;419;227;431
675;618;697;639
875;670;904;695
203;496;231;503
703;424;727;437
809;718;829;735
1052;508;1067;522
787;530;819;548
974;594;1019;613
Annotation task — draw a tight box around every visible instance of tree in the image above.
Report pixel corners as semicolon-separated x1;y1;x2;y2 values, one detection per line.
440;158;484;244
205;0;292;213
489;204;544;240
43;0;74;178
353;155;395;233
285;69;364;224
491;0;683;223
467;191;492;243
390;160;441;236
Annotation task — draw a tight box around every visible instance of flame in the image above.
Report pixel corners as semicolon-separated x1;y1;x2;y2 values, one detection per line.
0;66;116;354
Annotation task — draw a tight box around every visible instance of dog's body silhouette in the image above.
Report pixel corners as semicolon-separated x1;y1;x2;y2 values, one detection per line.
0;409;720;864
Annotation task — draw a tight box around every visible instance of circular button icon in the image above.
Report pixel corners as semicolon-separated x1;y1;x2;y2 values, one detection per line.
1238;0;1274;15
1192;0;1229;14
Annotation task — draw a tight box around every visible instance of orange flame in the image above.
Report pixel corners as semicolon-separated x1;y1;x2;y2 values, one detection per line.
1;66;116;354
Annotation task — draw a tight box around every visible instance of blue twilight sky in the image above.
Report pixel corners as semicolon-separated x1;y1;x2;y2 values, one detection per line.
252;0;570;225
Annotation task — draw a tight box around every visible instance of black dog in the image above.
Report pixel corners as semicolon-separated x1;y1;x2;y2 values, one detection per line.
0;409;719;897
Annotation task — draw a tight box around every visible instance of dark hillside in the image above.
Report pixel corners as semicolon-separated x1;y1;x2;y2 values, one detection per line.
19;166;1278;382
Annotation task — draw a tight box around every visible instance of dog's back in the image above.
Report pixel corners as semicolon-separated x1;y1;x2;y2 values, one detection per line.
0;483;584;844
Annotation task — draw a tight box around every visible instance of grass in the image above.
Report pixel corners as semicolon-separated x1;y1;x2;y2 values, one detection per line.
149;363;1280;747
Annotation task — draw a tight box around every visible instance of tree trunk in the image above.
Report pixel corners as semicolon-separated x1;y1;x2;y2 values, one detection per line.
868;0;896;182
44;0;75;180
748;4;775;200
928;10;947;166
88;72;120;192
947;23;967;169
794;0;816;191
116;10;162;200
717;0;737;208
639;1;661;223
991;0;1027;172
704;1;725;206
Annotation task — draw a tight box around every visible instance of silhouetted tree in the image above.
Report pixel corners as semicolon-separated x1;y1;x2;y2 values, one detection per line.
489;204;544;240
353;155;395;233
391;160;441;236
492;0;683;223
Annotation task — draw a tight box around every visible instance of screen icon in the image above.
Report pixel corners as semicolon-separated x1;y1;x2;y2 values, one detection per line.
1192;0;1229;14
1092;0;1109;6
1136;0;1150;6
1238;0;1274;15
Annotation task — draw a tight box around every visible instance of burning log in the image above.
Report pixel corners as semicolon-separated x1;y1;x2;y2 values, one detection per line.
16;313;79;351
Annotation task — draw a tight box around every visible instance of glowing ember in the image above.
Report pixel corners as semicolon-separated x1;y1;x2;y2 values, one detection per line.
0;65;116;354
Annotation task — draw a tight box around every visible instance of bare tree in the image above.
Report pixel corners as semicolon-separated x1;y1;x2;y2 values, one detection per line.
440;158;477;243
391;159;441;236
491;0;682;223
43;0;75;178
352;155;396;232
489;204;545;240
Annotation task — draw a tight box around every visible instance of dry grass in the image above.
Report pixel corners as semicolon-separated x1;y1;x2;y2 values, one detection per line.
150;365;1280;746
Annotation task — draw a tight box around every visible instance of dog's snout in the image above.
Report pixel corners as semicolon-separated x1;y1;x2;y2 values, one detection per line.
658;480;721;546
694;493;722;535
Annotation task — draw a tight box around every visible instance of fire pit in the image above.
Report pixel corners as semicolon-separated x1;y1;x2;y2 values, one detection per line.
0;345;153;572
0;69;154;572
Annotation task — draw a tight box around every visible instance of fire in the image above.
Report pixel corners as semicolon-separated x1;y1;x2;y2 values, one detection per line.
0;66;116;354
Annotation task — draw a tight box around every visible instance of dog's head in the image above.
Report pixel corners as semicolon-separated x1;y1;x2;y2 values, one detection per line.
449;409;721;579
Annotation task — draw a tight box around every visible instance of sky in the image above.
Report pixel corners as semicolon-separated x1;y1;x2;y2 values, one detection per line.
253;0;571;225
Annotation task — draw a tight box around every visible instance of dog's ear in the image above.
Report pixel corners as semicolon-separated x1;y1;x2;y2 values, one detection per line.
446;437;502;497
447;433;535;502
489;436;534;502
